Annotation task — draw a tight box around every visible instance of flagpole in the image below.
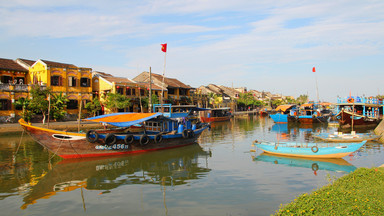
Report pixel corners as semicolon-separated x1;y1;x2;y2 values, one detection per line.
160;44;167;112
313;67;319;102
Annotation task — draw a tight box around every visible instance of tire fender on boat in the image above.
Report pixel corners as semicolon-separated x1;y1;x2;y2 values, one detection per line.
187;129;195;138
155;134;163;143
124;134;134;144
105;133;117;146
86;130;99;143
140;134;150;146
182;129;189;138
311;146;319;153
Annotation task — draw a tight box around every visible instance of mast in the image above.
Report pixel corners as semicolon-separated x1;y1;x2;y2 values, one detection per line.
149;67;152;113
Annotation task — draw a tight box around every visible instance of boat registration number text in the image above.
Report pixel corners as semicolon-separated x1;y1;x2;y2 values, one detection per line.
95;144;130;150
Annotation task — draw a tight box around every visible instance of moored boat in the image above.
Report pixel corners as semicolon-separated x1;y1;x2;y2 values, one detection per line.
200;107;232;123
312;131;380;142
269;104;298;123
297;103;331;124
252;140;366;158
19;112;210;159
335;96;383;128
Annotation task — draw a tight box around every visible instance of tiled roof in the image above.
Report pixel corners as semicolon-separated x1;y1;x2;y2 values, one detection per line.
103;76;136;85
136;82;166;91
17;58;37;67
40;59;77;68
0;58;28;72
149;72;192;89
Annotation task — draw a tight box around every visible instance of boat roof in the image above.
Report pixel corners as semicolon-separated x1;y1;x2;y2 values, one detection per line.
84;112;163;127
211;107;231;110
275;105;295;112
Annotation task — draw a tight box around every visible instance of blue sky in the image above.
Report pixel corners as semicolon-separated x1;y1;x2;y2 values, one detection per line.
1;0;383;102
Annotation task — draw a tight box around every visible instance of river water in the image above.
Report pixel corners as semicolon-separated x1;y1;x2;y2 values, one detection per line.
0;116;383;216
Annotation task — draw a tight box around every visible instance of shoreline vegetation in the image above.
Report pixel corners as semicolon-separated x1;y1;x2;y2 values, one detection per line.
274;167;384;215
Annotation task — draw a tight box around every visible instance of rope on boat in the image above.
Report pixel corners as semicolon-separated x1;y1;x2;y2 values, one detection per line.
13;130;25;161
49;139;64;161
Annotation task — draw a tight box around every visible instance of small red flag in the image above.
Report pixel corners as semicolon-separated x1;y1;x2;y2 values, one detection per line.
161;43;167;53
312;67;316;72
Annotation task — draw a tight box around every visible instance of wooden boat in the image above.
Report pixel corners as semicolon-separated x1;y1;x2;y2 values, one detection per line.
253;153;356;173
313;131;380;142
200;107;231;123
252;140;366;158
269;104;298;123
19;112;210;159
335;96;383;128
297;103;331;124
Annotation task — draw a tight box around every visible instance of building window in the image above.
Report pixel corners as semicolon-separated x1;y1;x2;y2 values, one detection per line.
1;76;12;84
0;99;11;110
80;78;90;87
68;76;77;87
51;76;63;86
126;88;131;96
131;88;136;95
140;89;145;96
180;88;187;96
117;87;124;94
67;100;78;109
168;88;175;95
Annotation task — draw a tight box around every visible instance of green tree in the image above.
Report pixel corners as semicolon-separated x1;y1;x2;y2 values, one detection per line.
103;92;131;113
13;97;34;122
85;97;102;117
141;94;160;110
50;93;68;121
29;85;51;124
296;94;309;105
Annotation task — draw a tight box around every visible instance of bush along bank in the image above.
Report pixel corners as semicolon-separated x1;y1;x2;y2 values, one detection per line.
274;167;384;215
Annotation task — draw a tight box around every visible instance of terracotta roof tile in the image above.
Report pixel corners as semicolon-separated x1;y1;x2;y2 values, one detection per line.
41;59;77;68
149;73;192;89
0;58;28;72
103;76;135;85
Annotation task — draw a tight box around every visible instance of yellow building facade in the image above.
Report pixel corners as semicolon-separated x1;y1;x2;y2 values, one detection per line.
0;58;29;120
27;59;93;116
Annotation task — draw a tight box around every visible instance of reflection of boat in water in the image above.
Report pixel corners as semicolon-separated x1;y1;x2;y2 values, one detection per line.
253;153;356;173
20;144;211;210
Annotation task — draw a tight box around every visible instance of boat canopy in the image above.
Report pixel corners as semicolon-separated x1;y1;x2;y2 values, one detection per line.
84;112;163;127
275;105;295;112
300;103;314;108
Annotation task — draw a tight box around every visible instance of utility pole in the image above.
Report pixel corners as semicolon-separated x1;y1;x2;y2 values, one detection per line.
149;67;152;113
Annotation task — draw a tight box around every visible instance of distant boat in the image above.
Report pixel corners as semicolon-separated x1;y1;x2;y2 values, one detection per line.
200;107;232;123
269;104;298;123
253;140;366;158
313;131;380;142
19;111;210;159
335;96;382;128
297;103;331;124
253;153;357;173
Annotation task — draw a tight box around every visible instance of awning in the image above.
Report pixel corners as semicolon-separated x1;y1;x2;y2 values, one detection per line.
84;112;163;127
274;105;294;112
300;103;314;108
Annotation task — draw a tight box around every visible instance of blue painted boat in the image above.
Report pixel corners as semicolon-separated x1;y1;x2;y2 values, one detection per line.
253;153;357;173
253;140;366;158
270;105;297;123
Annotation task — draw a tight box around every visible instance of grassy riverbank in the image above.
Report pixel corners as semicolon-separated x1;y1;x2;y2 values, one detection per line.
274;167;384;215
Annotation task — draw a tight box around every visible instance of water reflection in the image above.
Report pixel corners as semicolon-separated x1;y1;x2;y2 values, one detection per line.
252;153;357;175
17;144;211;209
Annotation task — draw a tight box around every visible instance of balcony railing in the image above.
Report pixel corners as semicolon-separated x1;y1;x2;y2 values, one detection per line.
0;84;10;91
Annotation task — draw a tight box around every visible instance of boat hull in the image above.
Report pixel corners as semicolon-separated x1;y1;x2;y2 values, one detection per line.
200;116;231;123
254;141;366;159
19;119;208;159
337;110;381;128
